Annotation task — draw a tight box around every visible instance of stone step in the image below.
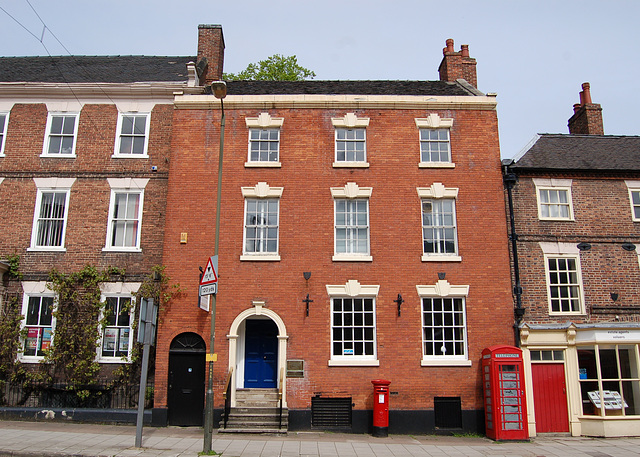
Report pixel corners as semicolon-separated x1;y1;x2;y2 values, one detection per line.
217;427;287;435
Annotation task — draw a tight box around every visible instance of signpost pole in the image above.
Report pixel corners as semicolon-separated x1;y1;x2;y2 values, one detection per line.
203;82;226;454
135;298;156;448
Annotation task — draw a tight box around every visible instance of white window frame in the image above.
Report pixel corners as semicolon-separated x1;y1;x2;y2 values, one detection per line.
417;183;461;262
417;280;471;366
240;182;283;261
41;112;79;157
331;113;370;168
533;178;574;221
113;112;150;158
415;114;455;168
29;178;76;251
625;181;640;222
331;183;372;262
0;111;8;156
327;280;380;366
98;283;140;363
245;113;283;167
19;282;56;363
540;242;585;315
103;178;148;252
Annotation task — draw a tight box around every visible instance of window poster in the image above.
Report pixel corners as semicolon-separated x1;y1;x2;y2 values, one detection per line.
104;328;117;351
41;328;52;350
25;327;40;350
119;328;130;352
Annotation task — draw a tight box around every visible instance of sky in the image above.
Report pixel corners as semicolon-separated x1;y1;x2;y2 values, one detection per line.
1;0;638;159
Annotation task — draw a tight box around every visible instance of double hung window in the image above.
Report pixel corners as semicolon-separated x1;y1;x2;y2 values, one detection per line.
244;199;279;254
241;182;283;261
335;199;369;255
332;113;369;167
332;297;375;358
422;297;466;358
335;128;366;163
0;111;8;155
23;296;54;357
331;183;372;261
625;181;640;221
420;129;450;163
422;199;457;255
327;280;380;366
43;113;78;156
115;113;149;156
30;178;75;251
101;296;133;359
417;280;470;366
20;282;56;362
245;113;283;167
534;178;574;220
104;178;148;252
249;129;279;163
416;114;454;168
546;256;583;313
540;242;584;314
418;183;460;261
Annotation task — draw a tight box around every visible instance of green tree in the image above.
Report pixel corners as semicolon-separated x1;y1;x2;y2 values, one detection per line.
223;54;315;81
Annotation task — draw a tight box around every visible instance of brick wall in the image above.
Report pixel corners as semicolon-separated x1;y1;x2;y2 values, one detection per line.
509;174;640;324
0;101;172;375
156;103;513;412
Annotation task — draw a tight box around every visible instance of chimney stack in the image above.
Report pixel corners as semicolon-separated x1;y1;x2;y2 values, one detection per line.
197;24;225;85
568;82;604;135
438;39;478;88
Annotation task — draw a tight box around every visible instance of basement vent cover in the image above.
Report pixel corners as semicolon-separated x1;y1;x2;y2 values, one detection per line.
311;397;352;428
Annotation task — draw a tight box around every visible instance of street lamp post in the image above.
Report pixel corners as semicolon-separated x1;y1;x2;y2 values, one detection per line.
203;81;226;453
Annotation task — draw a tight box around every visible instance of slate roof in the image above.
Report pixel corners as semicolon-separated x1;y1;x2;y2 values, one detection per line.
512;134;640;172
0;55;476;97
0;55;195;83
226;80;474;96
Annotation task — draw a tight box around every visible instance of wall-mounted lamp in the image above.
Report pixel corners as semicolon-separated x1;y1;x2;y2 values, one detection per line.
303;293;314;317
611;292;619;302
394;294;404;317
577;242;591;251
622;243;636;252
438;272;446;280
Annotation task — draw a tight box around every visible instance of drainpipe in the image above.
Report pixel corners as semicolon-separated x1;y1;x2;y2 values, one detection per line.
502;159;525;347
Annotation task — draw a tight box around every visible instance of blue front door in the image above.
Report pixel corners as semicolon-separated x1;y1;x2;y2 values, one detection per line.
244;319;278;388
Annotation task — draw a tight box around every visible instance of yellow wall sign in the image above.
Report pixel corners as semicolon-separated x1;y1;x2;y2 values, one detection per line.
206;353;217;362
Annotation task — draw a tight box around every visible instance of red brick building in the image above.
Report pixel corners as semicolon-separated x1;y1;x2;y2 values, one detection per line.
0;53;201;417
503;83;640;437
155;25;515;433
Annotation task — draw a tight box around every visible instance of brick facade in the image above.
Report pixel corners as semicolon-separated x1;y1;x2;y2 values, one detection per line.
155;39;514;431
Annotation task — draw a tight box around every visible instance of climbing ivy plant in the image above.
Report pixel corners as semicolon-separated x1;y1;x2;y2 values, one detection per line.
45;265;125;389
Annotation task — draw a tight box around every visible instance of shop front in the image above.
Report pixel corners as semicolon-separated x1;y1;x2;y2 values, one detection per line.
520;323;640;437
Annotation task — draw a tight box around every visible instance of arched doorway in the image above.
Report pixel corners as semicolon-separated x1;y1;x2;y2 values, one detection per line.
168;332;205;426
227;302;288;407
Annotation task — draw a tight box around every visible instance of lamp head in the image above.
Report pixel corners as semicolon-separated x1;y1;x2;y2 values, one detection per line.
210;81;227;99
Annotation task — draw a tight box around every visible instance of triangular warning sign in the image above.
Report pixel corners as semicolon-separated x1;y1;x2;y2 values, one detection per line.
200;256;218;285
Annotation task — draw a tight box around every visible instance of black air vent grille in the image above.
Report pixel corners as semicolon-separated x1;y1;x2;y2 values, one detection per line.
311;397;352;428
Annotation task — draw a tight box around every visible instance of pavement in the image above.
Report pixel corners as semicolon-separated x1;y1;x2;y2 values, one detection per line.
1;421;640;457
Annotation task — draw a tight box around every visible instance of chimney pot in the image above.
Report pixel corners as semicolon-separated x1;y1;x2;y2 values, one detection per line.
581;82;592;104
461;44;469;57
444;38;455;54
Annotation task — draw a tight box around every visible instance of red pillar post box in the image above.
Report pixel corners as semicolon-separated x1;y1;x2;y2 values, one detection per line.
482;345;529;441
371;379;390;437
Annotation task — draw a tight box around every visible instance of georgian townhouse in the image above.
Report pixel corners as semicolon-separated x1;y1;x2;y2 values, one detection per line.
155;26;515;434
503;83;640;437
0;51;202;411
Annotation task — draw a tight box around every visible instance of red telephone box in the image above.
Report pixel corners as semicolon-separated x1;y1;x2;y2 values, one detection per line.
482;345;528;440
371;379;390;437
